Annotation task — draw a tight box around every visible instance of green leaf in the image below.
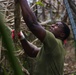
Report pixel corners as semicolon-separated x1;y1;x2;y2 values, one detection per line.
36;1;44;6
58;1;61;4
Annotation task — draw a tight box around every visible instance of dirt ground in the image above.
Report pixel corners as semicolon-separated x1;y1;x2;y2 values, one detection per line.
64;40;76;75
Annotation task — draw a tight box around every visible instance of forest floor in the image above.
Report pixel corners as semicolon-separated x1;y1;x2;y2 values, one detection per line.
64;40;76;75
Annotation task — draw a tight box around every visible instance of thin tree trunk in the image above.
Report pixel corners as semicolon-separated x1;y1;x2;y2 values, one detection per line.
14;0;21;43
42;5;46;21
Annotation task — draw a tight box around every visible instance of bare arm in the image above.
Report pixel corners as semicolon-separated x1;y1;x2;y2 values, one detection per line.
18;0;46;42
20;39;40;57
11;30;40;57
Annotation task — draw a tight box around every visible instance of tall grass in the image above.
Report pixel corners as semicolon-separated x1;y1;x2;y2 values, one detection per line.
0;13;24;75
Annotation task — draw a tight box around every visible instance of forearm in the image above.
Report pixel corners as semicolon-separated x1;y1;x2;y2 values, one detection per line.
19;0;37;25
18;0;46;42
20;39;39;57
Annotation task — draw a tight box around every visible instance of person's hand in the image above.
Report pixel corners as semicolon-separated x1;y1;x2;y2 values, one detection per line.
11;30;25;40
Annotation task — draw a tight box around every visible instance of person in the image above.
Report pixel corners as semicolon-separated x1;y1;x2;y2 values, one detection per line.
15;0;70;75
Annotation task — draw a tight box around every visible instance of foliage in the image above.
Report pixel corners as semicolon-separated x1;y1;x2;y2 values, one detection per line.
36;1;44;6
